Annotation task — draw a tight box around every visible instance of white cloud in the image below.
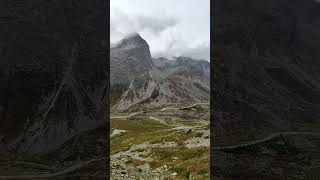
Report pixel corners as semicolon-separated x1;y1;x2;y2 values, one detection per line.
110;0;210;61
110;8;178;42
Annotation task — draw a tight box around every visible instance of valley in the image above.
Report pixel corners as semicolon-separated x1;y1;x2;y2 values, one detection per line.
110;32;211;179
110;104;210;180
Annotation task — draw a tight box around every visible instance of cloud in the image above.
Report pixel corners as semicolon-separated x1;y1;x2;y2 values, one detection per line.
180;43;210;60
153;39;210;61
110;9;135;42
110;7;210;61
134;15;178;35
110;8;178;42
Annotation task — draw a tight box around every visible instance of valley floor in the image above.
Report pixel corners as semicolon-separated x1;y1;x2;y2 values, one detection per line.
110;106;210;180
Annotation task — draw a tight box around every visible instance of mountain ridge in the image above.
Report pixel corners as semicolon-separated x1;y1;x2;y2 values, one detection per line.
110;33;210;111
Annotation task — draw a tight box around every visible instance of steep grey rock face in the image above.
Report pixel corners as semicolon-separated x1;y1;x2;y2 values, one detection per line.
110;34;210;111
0;0;108;154
110;33;153;109
110;33;153;86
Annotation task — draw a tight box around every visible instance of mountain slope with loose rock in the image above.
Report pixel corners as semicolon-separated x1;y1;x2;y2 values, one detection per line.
110;33;210;111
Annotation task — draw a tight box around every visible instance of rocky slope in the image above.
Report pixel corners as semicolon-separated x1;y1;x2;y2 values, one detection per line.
110;33;210;111
0;0;108;156
212;0;320;145
212;0;320;178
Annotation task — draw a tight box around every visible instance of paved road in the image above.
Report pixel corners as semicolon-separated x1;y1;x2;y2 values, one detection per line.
0;158;104;179
11;161;54;170
212;132;320;150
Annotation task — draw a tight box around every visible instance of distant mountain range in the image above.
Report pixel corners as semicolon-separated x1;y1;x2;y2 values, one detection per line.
110;33;210;111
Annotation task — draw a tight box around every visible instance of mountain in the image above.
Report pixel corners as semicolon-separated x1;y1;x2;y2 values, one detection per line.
110;33;210;111
212;0;320;178
0;0;108;155
212;0;320;145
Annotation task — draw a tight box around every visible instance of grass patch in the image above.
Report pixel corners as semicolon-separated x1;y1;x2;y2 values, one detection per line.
125;159;146;166
149;147;210;179
197;168;209;175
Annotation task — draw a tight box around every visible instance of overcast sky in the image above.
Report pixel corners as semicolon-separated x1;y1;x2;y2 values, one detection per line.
110;0;210;61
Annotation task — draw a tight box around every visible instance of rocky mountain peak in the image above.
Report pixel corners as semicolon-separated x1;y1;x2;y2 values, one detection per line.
110;32;154;89
114;32;149;49
110;35;210;111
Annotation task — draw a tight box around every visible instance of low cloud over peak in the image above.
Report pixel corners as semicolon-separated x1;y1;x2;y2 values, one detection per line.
111;0;210;61
111;8;178;43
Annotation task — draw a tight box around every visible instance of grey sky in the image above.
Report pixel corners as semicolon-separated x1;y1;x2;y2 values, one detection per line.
110;0;210;61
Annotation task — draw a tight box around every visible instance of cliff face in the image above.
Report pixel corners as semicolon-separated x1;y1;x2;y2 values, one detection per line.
110;34;210;111
0;0;108;154
110;33;153;95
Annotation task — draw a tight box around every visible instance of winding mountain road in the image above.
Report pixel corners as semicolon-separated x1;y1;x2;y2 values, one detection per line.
10;161;54;170
212;132;320;150
0;158;104;179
